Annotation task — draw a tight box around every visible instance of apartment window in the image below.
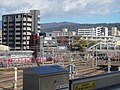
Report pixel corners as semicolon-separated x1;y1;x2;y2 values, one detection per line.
9;16;14;22
27;21;32;23
16;31;20;33
3;26;7;28
9;40;14;42
16;35;20;37
16;15;18;18
4;22;7;24
49;34;52;36
16;26;21;28
23;15;26;18
27;26;31;28
9;22;14;24
9;26;14;28
23;21;26;23
3;16;7;21
27;15;32;18
16;21;22;23
52;37;55;39
16;40;20;42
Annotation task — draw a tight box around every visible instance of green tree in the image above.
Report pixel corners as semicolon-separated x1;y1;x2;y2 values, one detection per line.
72;37;98;51
72;38;88;51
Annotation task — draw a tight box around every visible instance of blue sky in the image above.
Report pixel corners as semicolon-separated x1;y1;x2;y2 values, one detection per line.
0;0;120;24
41;13;120;24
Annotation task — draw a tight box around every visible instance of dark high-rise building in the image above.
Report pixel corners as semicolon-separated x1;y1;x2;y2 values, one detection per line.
2;10;40;50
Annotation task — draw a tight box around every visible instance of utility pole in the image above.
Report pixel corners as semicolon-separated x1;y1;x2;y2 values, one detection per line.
107;52;112;73
92;48;94;67
33;33;40;66
95;47;98;66
39;33;46;66
14;67;17;90
40;36;44;66
108;57;111;73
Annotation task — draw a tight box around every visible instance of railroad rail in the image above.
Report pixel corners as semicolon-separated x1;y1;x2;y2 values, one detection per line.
0;60;107;90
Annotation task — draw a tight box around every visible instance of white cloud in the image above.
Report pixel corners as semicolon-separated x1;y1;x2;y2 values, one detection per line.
0;0;119;19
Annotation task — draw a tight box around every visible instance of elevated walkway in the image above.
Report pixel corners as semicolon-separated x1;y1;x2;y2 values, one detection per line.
87;40;120;53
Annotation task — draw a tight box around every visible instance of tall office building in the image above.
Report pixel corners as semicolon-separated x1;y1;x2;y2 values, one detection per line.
2;10;40;50
30;10;40;33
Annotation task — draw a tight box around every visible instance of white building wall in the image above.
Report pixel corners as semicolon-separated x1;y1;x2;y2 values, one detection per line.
96;27;108;36
78;28;96;36
111;27;118;36
105;27;108;36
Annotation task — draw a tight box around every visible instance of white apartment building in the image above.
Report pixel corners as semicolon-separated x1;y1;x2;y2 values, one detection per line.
78;27;108;37
96;27;108;36
53;28;76;37
78;28;96;36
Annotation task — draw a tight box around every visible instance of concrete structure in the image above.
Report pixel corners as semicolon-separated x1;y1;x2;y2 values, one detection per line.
111;27;118;36
53;28;76;37
53;31;61;36
43;32;58;47
96;27;108;36
78;28;96;36
111;27;120;36
2;10;40;50
0;30;2;45
39;32;58;61
87;39;120;54
78;27;108;37
78;35;114;41
30;10;40;33
0;45;10;51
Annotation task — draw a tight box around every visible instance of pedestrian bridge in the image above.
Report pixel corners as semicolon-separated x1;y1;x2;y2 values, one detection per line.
87;39;120;53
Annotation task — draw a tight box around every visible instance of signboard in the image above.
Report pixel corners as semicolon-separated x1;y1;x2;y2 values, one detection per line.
33;34;39;40
11;55;15;58
73;81;96;90
107;52;114;58
56;84;69;90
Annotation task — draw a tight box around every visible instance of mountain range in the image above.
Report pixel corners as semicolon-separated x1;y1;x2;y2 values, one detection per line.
41;22;120;32
0;21;120;32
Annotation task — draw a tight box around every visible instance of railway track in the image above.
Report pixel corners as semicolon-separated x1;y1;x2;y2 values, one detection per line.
0;60;107;90
0;70;23;90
